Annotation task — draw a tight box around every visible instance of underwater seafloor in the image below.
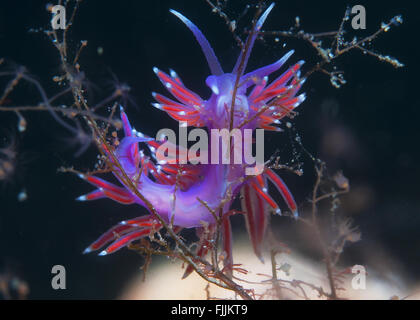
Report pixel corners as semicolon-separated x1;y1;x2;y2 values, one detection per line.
0;0;419;299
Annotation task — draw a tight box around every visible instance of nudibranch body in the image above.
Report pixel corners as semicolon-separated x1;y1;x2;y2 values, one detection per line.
79;3;305;269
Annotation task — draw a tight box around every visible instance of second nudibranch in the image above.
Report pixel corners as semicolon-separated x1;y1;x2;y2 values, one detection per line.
78;3;305;267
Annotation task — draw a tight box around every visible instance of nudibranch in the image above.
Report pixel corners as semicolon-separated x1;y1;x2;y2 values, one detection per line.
78;3;305;274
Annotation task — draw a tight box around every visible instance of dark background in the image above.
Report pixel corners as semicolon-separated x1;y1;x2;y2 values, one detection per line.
0;0;418;298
